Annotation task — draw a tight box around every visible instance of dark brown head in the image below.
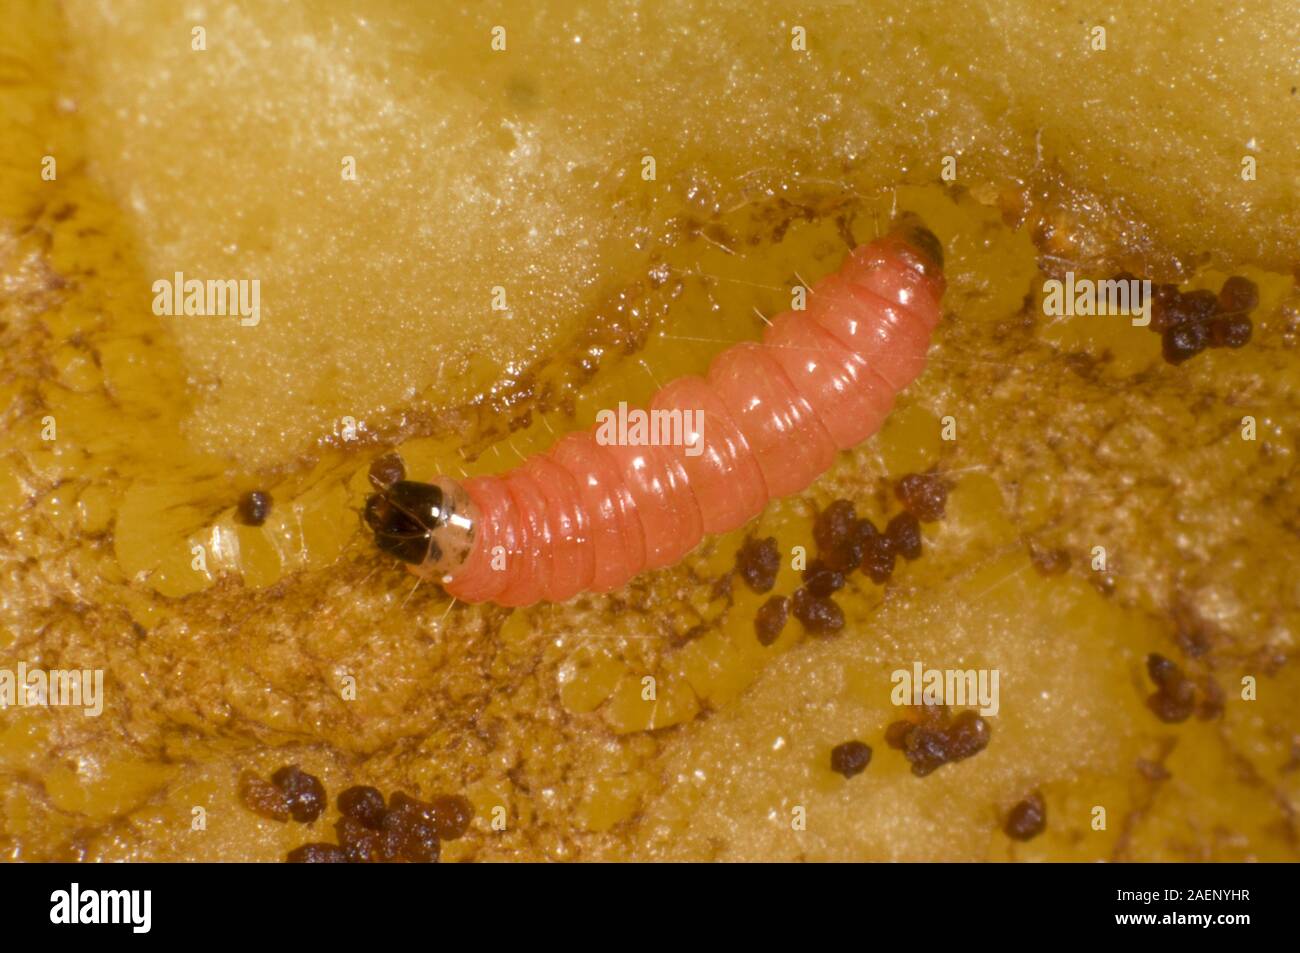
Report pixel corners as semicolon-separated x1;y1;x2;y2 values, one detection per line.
365;477;478;579
886;215;946;299
898;222;944;273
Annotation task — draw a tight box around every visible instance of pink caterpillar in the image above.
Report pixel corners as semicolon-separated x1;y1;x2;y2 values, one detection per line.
365;222;945;606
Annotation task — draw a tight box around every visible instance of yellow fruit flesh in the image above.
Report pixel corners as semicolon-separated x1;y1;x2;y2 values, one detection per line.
0;0;1297;860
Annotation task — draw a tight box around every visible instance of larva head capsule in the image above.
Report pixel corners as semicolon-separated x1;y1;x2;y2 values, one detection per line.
884;217;946;299
897;222;944;274
365;477;478;582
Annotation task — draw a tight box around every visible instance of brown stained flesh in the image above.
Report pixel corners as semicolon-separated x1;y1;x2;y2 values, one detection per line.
1145;653;1197;724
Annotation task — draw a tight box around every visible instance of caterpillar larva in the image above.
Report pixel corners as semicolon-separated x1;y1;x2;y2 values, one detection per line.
365;221;945;606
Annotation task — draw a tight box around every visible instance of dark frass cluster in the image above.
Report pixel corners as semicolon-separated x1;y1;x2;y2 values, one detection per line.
238;765;326;823
237;765;472;863
884;705;991;777
741;472;949;645
302;789;474;864
1134;274;1259;365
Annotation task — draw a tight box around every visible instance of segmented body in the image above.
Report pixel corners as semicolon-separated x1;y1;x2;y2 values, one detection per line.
423;226;945;606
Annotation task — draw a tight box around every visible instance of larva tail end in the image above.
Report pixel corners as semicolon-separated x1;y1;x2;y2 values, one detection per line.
365;477;479;582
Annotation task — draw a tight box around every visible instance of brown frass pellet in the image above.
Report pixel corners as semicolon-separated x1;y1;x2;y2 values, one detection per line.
885;512;922;561
1162;320;1209;365
754;595;789;646
860;532;896;583
944;709;992;761
847;517;878;549
828;515;879;573
1197;676;1225;721
1003;792;1047;841
830;740;873;778
1180;288;1218;323
1146;652;1180;688
238;772;291;822
736;536;781;594
236;489;272;527
382;792;441;862
289;785;467;862
790;586;845;635
895;472;948;522
1217;275;1259;315
1207;314;1252;348
885;708;991;777
883;719;915;749
426;794;475;841
334;817;383;863
1149;283;1182;332
802;559;846;597
893;724;950;776
817;501;875;572
813;499;857;554
271;764;327;823
337;785;386;829
286;843;347;863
